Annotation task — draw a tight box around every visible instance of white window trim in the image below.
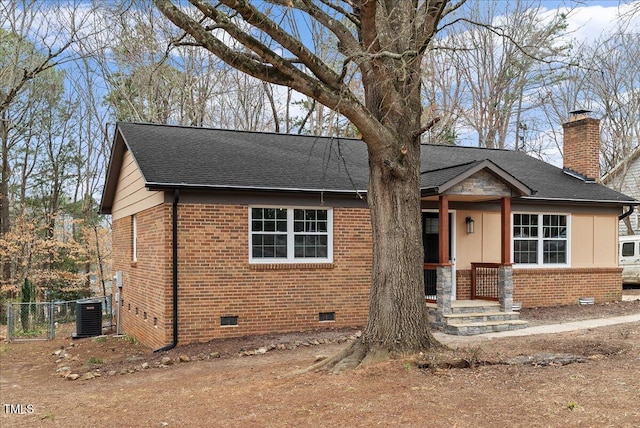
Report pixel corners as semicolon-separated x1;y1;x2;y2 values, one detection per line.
512;212;571;268
248;206;334;264
132;214;138;262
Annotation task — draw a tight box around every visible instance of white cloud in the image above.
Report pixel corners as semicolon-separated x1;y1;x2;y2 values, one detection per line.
547;1;640;45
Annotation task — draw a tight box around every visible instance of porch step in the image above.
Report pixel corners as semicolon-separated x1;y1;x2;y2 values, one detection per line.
427;300;529;336
450;302;500;314
443;311;521;324
443;319;529;336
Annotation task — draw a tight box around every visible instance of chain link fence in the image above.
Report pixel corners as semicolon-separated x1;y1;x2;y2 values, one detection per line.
5;296;113;342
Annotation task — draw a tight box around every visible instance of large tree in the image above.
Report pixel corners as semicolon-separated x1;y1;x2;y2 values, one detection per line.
154;0;459;370
0;0;99;290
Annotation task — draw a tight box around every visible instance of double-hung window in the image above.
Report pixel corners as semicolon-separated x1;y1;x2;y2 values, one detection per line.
250;207;333;263
513;213;568;266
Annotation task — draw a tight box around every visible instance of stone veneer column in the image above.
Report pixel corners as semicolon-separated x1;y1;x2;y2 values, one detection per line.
498;264;513;312
436;265;453;325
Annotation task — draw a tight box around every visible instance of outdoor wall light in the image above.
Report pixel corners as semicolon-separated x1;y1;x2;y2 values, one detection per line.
465;216;475;234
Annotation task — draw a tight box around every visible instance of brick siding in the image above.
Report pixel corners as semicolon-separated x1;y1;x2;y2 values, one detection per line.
455;270;472;300
114;202;622;348
512;267;622;307
113;204;172;349
114;203;372;348
456;267;622;307
562;117;601;180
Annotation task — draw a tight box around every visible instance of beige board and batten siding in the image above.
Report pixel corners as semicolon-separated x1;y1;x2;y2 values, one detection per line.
455;210;501;269
111;150;164;221
455;210;619;269
571;214;618;267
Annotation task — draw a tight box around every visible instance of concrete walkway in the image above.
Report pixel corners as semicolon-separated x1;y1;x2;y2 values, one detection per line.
435;313;640;345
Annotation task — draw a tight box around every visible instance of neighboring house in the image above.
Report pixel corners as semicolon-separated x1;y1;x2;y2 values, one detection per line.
602;145;640;236
100;114;637;349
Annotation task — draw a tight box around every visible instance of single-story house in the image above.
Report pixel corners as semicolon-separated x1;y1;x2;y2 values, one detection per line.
99;113;637;349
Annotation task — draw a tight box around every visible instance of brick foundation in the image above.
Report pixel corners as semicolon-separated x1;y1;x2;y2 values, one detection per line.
512;267;622;307
455;267;622;307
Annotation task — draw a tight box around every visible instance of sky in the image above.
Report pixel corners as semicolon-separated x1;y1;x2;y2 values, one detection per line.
3;0;638;159
550;0;639;42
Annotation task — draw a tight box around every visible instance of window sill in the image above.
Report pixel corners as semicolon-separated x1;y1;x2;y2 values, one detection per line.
512;264;570;269
249;263;335;270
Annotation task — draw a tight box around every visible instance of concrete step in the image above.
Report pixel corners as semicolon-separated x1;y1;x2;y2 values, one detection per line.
443;311;521;324
443;319;529;336
427;300;529;336
449;302;501;314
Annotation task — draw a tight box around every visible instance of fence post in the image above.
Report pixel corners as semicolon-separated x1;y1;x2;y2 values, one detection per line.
48;302;55;340
6;303;12;342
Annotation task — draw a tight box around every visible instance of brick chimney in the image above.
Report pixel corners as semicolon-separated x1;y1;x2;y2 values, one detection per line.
562;110;601;181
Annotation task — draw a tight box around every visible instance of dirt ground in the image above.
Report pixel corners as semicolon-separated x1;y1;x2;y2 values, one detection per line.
1;300;639;428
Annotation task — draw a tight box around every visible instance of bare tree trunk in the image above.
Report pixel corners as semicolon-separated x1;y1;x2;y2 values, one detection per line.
0;112;11;285
95;226;107;297
262;82;280;133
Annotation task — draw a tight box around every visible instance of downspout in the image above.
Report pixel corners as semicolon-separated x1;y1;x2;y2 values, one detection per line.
619;205;635;221
154;189;180;353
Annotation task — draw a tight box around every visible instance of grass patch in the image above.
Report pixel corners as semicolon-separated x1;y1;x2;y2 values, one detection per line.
40;412;55;421
566;401;581;411
19;328;47;337
122;335;140;345
87;357;104;365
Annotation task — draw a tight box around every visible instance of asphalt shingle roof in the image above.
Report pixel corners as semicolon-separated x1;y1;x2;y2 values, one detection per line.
418;144;635;203
118;122;370;193
420;160;485;190
106;122;637;208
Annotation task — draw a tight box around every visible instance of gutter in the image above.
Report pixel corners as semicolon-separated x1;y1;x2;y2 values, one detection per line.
154;189;180;353
145;181;368;195
619;205;636;221
519;196;639;205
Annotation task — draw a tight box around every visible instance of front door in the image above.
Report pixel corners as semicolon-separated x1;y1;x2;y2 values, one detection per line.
422;212;456;300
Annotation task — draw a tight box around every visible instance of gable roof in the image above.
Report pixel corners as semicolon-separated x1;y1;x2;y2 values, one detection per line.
420;159;533;196
99;122;637;214
418;144;636;204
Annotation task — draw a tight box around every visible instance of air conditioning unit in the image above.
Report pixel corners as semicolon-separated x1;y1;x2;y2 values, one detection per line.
73;299;103;338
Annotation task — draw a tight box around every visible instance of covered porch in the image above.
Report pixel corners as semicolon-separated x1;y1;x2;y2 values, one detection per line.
419;160;532;335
